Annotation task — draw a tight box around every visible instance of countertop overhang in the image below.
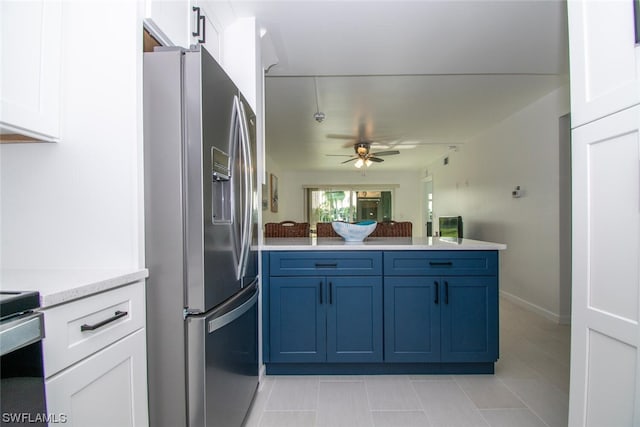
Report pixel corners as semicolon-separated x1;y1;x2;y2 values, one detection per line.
0;268;149;308
262;236;506;251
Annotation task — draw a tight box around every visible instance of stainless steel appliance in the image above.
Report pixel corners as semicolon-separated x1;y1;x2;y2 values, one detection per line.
143;46;259;427
0;291;47;427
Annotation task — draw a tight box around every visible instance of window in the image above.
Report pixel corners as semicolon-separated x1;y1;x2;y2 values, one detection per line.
305;186;395;227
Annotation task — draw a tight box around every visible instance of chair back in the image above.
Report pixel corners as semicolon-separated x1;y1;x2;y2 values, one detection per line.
316;222;339;237
369;221;413;237
264;221;310;237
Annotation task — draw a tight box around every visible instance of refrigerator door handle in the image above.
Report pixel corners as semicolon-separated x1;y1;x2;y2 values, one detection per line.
207;281;258;333
237;99;254;283
231;96;246;281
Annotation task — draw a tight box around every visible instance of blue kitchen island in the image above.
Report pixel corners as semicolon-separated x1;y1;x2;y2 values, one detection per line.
261;237;506;375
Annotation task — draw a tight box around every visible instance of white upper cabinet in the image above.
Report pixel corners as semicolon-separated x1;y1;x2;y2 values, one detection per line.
144;0;223;62
223;17;259;112
144;0;190;48
568;0;640;127
191;2;223;62
1;0;62;142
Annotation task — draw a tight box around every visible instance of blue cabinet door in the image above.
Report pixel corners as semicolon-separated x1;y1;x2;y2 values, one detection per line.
384;277;441;362
326;276;383;363
440;276;498;362
269;276;326;362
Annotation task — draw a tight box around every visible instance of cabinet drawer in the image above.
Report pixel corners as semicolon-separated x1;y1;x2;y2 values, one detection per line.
384;251;497;276
269;251;382;276
43;281;145;378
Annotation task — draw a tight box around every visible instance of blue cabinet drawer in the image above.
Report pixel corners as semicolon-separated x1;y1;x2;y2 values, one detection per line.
270;251;382;276
384;251;498;276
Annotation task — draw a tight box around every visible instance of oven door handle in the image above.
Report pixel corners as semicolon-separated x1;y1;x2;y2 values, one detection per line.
0;312;44;356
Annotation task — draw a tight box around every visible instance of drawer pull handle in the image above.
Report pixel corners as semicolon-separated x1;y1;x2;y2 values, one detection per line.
434;281;439;304
315;263;338;268
81;310;128;332
429;261;453;267
320;282;323;304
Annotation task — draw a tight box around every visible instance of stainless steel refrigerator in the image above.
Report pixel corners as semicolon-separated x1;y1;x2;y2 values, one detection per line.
143;46;259;427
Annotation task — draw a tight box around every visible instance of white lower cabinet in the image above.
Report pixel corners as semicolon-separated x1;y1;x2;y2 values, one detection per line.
46;329;148;427
43;281;149;427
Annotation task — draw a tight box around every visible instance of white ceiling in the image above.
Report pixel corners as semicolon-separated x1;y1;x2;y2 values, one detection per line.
228;0;569;172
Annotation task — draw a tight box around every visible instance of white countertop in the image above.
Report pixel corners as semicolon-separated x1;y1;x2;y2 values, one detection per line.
262;236;506;251
0;268;149;308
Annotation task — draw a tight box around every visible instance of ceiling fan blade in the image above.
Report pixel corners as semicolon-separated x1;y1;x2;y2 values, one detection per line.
341;158;358;164
325;154;355;157
370;150;400;156
368;157;385;163
327;134;358;140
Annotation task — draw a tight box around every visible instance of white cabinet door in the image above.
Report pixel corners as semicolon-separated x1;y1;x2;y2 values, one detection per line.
568;0;640;127
144;0;190;48
569;105;640;426
46;329;149;427
0;0;61;141
223;17;259;111
191;1;223;62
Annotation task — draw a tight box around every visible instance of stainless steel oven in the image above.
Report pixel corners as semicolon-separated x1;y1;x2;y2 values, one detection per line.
0;291;47;426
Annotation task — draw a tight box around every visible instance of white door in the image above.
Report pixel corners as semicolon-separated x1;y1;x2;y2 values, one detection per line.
569;105;640;426
567;0;640;128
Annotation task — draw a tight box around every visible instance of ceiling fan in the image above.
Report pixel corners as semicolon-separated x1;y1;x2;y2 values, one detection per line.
327;141;400;168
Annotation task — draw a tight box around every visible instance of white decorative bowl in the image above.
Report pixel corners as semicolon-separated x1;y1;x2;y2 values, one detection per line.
331;221;377;242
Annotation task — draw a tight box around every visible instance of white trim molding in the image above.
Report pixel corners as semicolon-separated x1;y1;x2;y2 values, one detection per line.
500;290;571;325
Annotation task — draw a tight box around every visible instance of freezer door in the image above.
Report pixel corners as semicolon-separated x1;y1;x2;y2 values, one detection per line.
186;281;259;427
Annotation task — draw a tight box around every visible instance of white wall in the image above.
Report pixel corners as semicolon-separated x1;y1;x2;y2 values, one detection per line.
262;162;423;235
427;85;571;322
0;1;143;270
262;153;288;225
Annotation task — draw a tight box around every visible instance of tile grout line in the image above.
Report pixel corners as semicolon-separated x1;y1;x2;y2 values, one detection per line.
408;377;434;426
450;376;491;427
496;376;553;427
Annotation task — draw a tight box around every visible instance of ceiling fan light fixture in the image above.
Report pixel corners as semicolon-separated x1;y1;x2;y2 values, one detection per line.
365;159;372;167
354;158;364;168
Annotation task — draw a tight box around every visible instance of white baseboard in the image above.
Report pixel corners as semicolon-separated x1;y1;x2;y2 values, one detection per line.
500;290;571;325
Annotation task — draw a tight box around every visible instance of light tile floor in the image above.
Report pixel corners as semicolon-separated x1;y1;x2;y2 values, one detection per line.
245;297;570;427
